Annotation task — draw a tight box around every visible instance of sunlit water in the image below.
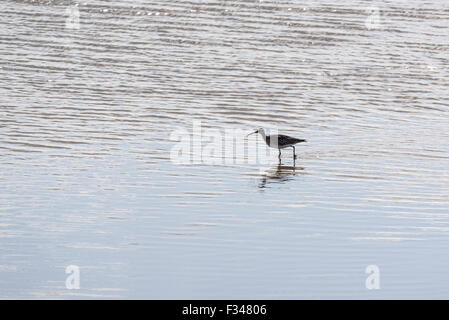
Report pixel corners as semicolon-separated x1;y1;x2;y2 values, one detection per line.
1;0;449;299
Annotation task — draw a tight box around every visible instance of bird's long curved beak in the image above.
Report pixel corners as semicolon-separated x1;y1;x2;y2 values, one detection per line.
246;130;258;137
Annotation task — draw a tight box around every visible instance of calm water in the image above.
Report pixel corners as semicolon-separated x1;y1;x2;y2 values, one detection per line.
1;0;449;299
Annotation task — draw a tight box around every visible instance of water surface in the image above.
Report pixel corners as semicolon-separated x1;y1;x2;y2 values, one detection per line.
1;0;449;298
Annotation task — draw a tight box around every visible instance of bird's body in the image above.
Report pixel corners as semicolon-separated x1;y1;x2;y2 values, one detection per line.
248;128;306;159
265;134;306;149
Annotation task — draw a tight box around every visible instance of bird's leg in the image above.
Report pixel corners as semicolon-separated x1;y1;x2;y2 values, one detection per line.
278;149;281;158
292;146;297;159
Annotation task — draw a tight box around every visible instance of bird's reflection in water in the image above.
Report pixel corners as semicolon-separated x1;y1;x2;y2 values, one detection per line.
258;159;305;189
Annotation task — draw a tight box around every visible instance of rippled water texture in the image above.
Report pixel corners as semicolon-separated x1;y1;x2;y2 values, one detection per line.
1;0;449;298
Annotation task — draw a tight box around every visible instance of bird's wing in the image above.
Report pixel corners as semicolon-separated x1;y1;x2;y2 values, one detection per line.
277;135;306;145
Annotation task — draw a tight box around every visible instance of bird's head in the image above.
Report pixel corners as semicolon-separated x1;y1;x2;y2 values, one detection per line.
247;128;265;137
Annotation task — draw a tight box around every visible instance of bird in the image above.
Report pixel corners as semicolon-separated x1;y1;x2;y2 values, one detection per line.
247;128;306;159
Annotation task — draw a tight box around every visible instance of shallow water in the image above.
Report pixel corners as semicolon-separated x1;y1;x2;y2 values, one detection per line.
1;0;449;299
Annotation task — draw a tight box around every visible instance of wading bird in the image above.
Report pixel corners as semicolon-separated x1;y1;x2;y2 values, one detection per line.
247;128;306;159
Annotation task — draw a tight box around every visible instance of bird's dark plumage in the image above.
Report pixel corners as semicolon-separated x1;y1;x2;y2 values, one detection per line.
266;134;306;148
